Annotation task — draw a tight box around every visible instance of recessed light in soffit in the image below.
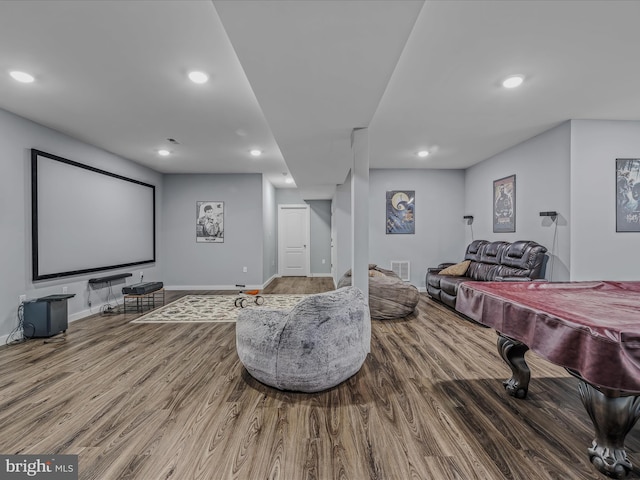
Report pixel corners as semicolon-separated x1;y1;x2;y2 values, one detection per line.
10;71;35;83
188;71;209;84
502;74;524;89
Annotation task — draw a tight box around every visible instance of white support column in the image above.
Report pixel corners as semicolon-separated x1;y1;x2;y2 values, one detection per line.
351;128;369;300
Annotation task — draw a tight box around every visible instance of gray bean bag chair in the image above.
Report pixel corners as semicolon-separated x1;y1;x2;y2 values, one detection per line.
338;265;419;320
236;287;371;393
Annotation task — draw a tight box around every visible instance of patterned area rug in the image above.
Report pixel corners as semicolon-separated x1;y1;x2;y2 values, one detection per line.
131;294;308;323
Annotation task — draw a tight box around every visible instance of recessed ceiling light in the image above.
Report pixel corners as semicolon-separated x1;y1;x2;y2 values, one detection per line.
285;178;294;184
502;75;524;89
417;150;429;158
188;71;209;84
10;71;35;83
158;149;170;157
250;149;262;157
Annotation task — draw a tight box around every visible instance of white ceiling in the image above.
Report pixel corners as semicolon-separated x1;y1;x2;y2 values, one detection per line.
2;1;640;198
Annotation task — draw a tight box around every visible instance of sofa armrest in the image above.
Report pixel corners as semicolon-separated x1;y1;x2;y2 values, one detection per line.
427;263;455;275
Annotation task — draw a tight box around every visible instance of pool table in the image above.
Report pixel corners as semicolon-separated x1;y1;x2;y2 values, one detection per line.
456;280;640;479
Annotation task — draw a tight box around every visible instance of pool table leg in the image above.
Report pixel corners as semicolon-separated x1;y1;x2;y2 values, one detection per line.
497;334;530;399
577;381;640;479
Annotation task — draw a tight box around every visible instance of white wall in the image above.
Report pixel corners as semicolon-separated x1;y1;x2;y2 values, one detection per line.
570;120;640;280
465;122;572;281
0;108;163;342
369;169;466;288
162;174;264;289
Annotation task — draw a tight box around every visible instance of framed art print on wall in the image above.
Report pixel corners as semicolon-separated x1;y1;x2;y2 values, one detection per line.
493;175;516;233
386;190;415;234
616;158;640;232
196;201;224;242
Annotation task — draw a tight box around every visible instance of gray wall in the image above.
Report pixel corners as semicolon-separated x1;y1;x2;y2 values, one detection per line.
262;177;277;283
570;120;640;280
369;169;466;288
4;105;637;344
162;174;264;288
465;122;572;281
274;189;331;276
308;200;332;275
275;188;306;205
333;174;352;286
0;108;163;342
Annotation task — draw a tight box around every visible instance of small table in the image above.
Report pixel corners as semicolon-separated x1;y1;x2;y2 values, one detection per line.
123;288;165;314
456;280;640;479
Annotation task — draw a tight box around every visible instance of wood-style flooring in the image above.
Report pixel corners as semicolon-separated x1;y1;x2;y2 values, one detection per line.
0;277;637;479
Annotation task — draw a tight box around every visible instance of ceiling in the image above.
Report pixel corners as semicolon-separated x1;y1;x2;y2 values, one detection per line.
2;1;640;198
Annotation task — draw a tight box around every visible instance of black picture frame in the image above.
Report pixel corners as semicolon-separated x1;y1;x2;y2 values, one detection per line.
385;190;415;234
196;201;224;242
616;158;640;232
493;174;516;233
31;149;156;280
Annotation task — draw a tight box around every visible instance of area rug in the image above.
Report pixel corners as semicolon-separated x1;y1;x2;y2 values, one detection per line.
131;294;308;323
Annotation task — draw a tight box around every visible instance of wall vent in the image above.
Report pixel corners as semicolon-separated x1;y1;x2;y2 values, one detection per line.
390;261;410;281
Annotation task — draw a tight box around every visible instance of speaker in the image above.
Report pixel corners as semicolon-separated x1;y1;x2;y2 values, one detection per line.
23;296;72;338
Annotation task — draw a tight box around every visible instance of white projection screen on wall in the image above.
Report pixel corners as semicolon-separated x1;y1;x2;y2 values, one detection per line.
31;149;156;280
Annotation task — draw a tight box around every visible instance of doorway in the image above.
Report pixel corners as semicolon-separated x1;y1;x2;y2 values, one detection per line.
278;204;310;276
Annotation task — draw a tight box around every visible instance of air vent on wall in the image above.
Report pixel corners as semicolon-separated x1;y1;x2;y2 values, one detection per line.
390;261;410;281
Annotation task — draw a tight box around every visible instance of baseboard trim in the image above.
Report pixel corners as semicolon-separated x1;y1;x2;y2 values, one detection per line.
262;275;278;289
165;284;263;291
165;275;333;292
0;332;19;345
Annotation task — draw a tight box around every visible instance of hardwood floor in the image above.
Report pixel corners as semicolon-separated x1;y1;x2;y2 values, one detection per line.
0;278;637;479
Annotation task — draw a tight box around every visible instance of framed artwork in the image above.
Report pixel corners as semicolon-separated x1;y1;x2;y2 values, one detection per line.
616;158;640;232
386;190;415;234
196;201;224;243
493;175;516;233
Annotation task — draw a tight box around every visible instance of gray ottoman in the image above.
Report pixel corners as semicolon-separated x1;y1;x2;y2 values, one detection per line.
236;287;371;393
338;265;419;320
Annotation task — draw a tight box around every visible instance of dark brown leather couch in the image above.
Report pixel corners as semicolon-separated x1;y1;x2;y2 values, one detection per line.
426;240;548;309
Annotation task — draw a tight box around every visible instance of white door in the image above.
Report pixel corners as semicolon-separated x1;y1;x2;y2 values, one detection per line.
278;205;310;277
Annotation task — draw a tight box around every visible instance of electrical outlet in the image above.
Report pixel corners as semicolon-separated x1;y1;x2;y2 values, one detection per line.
19;294;26;304
322;259;326;264
242;266;248;273
62;286;68;294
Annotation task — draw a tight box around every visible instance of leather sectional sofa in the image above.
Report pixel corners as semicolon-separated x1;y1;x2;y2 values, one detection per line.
426;240;548;309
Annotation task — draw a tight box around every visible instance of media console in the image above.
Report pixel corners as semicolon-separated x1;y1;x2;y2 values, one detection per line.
122;282;163;295
123;282;165;314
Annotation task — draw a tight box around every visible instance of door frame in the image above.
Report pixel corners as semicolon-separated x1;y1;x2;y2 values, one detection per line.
277;204;310;277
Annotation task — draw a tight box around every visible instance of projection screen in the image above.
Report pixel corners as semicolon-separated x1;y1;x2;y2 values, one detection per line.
31;149;156;280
